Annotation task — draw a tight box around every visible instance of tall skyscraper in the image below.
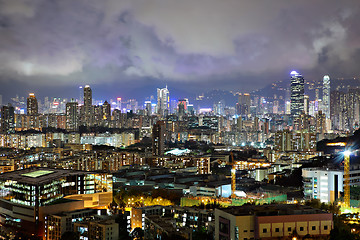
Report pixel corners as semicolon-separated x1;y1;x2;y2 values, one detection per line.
27;93;38;115
152;121;166;156
66;99;79;131
1;104;15;133
157;86;170;116
323;75;330;119
83;85;93;126
290;71;305;116
27;93;39;129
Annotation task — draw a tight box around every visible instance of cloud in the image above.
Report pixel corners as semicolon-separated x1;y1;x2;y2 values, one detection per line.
0;0;359;92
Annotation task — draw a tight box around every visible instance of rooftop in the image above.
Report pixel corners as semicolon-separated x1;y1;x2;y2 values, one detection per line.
0;167;96;185
218;204;328;217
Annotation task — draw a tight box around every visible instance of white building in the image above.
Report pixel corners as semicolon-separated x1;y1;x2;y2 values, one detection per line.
302;168;343;203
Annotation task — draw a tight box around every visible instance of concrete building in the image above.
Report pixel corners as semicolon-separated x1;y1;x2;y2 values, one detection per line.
215;204;332;240
302;168;343;203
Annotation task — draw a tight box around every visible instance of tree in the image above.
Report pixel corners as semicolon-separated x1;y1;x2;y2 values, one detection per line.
131;227;144;240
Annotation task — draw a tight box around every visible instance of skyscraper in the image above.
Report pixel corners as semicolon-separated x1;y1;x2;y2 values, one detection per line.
237;93;251;116
290;71;305;116
152;121;166;156
66;99;79;131
157;86;170;116
1;104;14;133
83;85;93;126
27;93;38;115
323;75;330;119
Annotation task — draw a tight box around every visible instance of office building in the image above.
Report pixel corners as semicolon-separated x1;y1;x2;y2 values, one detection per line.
290;71;304;116
0;168;112;238
323;75;330;119
157;86;170;116
215;204;332;240
302;168;343;203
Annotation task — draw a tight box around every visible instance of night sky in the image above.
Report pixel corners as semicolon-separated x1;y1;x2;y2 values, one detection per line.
0;0;360;101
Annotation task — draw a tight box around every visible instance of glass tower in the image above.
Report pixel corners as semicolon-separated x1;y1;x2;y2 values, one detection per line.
323;75;330;119
290;71;305;116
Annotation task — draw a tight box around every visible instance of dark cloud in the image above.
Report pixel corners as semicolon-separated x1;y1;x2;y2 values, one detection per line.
0;0;360;101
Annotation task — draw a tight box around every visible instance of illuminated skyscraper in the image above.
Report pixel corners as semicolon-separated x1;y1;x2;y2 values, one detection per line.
66;99;78;131
27;93;39;129
27;93;38;115
83;85;93;126
157;86;170;116
290;71;304;116
323;75;330;119
1;104;14;133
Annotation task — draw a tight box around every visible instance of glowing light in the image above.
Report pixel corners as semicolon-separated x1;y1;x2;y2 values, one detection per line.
344;150;351;156
290;71;299;75
326;142;346;147
117;97;121;101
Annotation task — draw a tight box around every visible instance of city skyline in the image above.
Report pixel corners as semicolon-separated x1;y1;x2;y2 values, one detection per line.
0;1;360;100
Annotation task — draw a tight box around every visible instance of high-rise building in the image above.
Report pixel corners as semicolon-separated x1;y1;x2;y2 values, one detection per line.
66;99;79;131
304;95;309;115
78;86;83;105
102;101;111;120
152;121;166;156
157;86;169;116
27;93;40;130
1;104;15;133
237;93;251;116
27;93;38;115
145;101;152;116
83;85;93;126
290;71;305;116
116;97;122;110
323;75;330;119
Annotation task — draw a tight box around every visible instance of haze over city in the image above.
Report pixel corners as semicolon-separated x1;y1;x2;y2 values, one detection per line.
1;0;360;100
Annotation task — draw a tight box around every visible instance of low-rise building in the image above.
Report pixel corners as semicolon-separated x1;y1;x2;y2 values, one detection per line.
215;204;333;240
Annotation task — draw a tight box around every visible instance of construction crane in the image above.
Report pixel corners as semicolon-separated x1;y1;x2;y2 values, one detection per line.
230;152;237;198
344;150;351;208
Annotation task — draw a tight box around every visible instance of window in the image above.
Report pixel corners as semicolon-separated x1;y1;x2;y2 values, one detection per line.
312;226;316;230
250;230;254;232
244;230;248;232
324;225;328;230
263;229;267;233
288;227;291;232
300;227;304;231
275;228;280;232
